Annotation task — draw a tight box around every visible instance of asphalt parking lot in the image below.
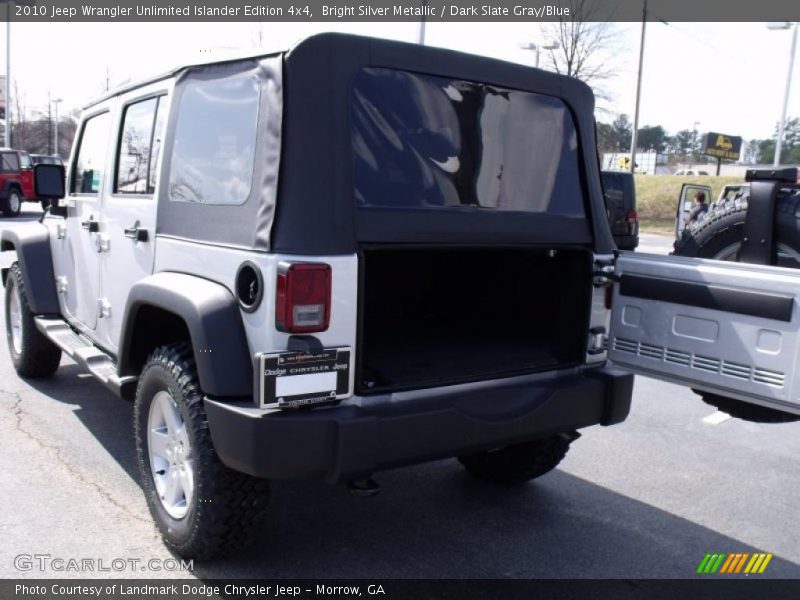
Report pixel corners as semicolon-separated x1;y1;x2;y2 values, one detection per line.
0;211;798;579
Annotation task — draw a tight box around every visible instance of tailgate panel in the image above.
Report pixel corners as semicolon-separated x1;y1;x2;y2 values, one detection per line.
609;252;800;413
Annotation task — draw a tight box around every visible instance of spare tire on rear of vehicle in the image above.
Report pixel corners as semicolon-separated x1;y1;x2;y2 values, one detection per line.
673;193;800;266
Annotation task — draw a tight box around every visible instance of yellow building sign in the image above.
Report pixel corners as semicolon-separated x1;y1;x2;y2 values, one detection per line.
703;132;742;160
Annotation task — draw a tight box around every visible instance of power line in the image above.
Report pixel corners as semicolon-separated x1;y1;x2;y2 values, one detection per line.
650;17;764;70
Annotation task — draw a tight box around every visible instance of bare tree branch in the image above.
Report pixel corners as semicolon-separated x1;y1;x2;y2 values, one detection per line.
537;0;621;109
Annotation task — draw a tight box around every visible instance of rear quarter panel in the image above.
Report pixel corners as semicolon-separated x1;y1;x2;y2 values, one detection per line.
153;236;358;394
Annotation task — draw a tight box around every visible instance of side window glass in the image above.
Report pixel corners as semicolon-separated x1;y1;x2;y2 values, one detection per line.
1;152;19;171
168;73;260;205
19;153;31;169
115;96;166;194
71;112;111;194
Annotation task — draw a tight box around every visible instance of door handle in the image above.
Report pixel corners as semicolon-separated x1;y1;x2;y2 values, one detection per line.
124;226;149;242
81;220;99;233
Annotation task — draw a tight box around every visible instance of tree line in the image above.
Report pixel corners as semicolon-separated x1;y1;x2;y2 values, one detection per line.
1;115;77;159
597;113;800;165
2;116;77;158
0;82;77;158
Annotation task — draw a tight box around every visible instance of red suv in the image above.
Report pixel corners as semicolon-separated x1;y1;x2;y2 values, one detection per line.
0;149;35;216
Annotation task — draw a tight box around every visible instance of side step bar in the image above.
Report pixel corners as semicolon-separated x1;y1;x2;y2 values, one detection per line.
34;317;136;398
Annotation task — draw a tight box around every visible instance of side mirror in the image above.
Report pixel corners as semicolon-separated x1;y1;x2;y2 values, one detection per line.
34;164;66;200
34;164;67;217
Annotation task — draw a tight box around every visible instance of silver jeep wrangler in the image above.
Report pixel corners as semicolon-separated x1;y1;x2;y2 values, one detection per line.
6;34;800;559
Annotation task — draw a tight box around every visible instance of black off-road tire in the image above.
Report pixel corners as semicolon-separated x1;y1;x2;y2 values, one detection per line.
458;433;577;485
4;262;61;378
134;343;271;560
674;194;800;423
2;189;22;217
673;194;800;261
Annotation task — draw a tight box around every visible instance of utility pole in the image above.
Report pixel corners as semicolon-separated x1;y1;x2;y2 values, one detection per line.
2;1;36;147
47;92;52;154
767;22;798;166
689;121;700;168
629;0;647;173
53;98;62;157
5;2;10;148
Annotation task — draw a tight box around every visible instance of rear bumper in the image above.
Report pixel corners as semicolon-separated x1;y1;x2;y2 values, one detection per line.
204;366;633;483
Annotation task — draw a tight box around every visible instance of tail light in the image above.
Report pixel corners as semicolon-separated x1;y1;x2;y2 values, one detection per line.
625;209;638;235
276;262;332;333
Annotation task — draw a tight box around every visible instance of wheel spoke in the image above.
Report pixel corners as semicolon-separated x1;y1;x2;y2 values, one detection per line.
179;462;194;507
163;469;183;507
149;429;170;460
158;395;182;435
176;425;191;457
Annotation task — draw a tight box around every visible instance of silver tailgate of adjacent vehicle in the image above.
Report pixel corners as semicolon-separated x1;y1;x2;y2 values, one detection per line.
608;251;800;415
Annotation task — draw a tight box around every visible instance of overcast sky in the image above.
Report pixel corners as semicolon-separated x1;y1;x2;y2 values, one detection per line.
6;20;799;141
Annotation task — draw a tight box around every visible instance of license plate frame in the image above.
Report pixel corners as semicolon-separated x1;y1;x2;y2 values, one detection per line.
257;347;351;409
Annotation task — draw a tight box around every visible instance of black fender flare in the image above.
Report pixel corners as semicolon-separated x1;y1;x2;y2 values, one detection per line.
0;223;60;314
118;272;253;398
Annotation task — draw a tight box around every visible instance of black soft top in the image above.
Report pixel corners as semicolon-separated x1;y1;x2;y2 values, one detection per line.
156;33;612;254
275;33;612;254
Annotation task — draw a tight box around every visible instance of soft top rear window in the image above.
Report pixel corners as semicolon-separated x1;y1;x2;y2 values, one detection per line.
351;68;586;216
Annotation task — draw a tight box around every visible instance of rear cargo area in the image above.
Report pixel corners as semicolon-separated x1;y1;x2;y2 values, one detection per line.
358;247;593;393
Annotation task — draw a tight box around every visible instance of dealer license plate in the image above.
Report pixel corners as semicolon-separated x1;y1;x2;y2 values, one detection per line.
258;348;351;409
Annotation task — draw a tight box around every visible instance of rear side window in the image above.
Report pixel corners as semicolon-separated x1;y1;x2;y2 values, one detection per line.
71;112;111;194
19;153;31;169
168;73;260;205
0;152;19;171
115;96;166;194
351;68;586;217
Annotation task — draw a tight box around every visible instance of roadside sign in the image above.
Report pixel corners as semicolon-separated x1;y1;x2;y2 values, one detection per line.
702;132;742;160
